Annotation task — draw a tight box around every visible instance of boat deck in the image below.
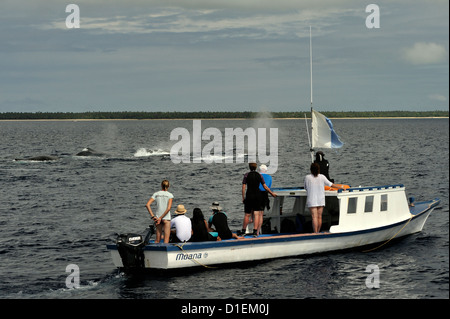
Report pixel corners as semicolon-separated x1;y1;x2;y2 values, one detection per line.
409;198;440;216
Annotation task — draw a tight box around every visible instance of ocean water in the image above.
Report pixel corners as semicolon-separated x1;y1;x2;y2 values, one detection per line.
0;118;448;300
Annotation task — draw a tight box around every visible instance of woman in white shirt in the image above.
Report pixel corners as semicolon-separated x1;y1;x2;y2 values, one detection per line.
304;163;344;233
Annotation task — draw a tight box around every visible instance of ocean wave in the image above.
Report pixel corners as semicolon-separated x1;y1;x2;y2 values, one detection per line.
133;148;170;157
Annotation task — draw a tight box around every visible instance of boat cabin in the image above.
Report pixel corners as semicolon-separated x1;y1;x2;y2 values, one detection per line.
263;184;412;234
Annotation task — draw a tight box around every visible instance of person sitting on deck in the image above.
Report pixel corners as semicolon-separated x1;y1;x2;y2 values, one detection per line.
170;204;192;243
190;208;217;242
208;202;242;240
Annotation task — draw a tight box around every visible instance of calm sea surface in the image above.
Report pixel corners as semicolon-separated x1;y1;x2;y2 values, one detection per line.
0;118;448;300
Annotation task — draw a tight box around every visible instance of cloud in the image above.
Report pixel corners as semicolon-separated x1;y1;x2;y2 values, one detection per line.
40;3;359;41
429;94;448;102
403;42;448;65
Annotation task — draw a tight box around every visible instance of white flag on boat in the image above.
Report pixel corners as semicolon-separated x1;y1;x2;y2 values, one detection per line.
311;110;344;149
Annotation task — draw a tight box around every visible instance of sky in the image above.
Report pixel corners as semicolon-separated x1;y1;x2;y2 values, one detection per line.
0;0;448;113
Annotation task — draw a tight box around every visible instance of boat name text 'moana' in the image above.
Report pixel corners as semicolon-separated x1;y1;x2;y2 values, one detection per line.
175;252;207;261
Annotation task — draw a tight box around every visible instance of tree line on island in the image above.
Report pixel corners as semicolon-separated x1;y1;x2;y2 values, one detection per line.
0;110;447;120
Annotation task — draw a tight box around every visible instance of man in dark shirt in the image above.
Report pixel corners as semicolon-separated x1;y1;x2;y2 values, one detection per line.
241;163;277;237
314;151;334;182
208;202;241;240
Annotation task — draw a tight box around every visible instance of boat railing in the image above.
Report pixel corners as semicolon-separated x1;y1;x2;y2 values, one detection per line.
271;187;305;192
342;184;404;193
271;184;405;195
269;187;306;197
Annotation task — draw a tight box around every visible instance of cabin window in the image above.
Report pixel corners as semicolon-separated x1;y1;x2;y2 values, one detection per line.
364;196;374;213
380;194;388;211
347;197;357;214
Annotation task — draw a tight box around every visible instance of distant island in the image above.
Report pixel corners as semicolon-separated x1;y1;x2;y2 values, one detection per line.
0;110;448;120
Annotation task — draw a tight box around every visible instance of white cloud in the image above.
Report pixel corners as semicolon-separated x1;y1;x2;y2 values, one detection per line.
42;4;359;40
403;42;448;65
429;94;448;102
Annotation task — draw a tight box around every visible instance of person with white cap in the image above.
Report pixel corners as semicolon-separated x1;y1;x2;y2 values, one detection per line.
259;164;272;211
170;204;192;243
208;202;241;240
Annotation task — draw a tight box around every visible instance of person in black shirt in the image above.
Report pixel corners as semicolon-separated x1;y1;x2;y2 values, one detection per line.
208;202;241;240
241;163;277;237
314;151;334;183
190;208;216;242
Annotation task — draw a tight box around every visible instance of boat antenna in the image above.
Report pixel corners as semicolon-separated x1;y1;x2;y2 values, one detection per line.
308;26;314;162
310;25;313;112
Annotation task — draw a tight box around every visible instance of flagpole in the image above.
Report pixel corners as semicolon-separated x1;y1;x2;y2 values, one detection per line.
305;27;344;157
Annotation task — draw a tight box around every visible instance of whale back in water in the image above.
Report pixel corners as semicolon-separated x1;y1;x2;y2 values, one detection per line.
75;148;105;157
14;155;59;162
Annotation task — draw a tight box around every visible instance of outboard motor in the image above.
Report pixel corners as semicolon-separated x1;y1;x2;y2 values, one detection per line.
143;225;155;244
116;233;146;269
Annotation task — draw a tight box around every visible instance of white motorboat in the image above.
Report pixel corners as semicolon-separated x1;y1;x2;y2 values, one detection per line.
106;185;439;270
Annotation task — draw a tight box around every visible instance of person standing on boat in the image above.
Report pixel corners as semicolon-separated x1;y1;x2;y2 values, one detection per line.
170;204;192;243
314;151;333;182
259;164;272;211
241;162;277;237
304;163;344;233
145;180;173;243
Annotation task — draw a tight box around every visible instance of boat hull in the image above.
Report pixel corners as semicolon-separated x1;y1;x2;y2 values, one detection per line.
107;199;439;270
